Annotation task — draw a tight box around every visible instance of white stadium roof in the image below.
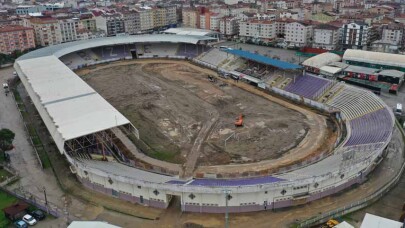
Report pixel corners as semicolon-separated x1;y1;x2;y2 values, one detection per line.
343;49;405;68
360;213;403;228
18;34;215;61
16;56;130;150
164;28;219;37
302;52;341;69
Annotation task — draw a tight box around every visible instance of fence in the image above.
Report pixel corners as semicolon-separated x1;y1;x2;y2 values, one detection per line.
0;164;61;218
10;89;44;169
0;186;61;218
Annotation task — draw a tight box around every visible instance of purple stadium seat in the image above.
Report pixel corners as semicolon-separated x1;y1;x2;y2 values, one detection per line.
284;74;331;99
345;108;392;146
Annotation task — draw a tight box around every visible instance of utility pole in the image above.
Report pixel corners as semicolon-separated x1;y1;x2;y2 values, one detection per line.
223;189;231;228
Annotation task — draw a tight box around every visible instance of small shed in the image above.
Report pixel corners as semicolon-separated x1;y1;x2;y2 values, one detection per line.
302;52;341;74
2;201;29;221
320;65;343;78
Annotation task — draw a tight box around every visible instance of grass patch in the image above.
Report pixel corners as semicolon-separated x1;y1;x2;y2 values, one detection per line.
35;147;51;169
0;168;13;182
0;190;18;227
12;90;22;103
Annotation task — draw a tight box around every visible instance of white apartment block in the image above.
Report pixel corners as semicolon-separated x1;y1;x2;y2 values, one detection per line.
200;14;206;29
313;23;340;50
210;14;222;31
342;22;369;49
239;20;276;41
285;21;313;47
219;17;239;36
59;18;80;43
381;24;403;45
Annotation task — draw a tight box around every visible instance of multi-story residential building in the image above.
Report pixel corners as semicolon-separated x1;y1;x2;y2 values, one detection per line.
136;7;154;31
80;14;97;32
341;21;369;49
275;18;295;37
239;20;276;42
182;8;200;28
16;3;64;15
153;7;166;28
371;23;404;53
16;5;46;15
95;13;125;36
313;23;340;50
200;12;222;30
121;9;140;35
59;18;80;43
152;5;177;29
219;16;239;36
381;23;404;46
285;21;313;47
24;17;62;46
0;25;35;54
164;5;177;26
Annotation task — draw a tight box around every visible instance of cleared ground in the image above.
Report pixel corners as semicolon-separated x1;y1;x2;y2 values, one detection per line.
80;60;310;166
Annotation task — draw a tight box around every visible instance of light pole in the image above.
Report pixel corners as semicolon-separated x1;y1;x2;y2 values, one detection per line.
43;186;49;213
223;189;231;228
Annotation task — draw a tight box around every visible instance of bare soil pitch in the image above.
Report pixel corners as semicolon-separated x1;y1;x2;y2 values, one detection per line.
80;60;310;166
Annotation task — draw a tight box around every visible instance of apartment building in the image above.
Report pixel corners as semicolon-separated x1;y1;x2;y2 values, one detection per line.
16;5;46;15
313;23;340;50
80;14;97;32
219;16;239;36
153;5;177;29
0;25;35;54
59;18;80;43
274;18;295;37
381;23;404;46
182;8;200;28
239;20;276;42
95;13;125;36
342;21;369;49
285;21;313;47
121;10;140;35
200;12;223;31
24;17;62;46
136;7;154;31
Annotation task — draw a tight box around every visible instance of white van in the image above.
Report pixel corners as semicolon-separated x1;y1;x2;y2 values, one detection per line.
394;103;402;115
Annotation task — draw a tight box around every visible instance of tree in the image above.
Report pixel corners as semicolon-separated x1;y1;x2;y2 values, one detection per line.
0;128;15;152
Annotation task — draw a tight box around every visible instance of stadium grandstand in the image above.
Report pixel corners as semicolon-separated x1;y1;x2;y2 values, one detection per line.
14;34;396;213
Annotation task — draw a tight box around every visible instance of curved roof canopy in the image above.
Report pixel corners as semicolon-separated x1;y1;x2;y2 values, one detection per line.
18;34;216;60
343;49;405;68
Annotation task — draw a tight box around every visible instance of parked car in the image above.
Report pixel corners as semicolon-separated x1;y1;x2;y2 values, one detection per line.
14;220;28;228
29;210;45;221
22;214;37;225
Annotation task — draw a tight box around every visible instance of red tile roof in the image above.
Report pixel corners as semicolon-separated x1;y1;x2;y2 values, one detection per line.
0;25;33;33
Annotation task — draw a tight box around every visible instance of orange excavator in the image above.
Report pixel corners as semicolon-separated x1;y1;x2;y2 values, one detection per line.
235;114;244;127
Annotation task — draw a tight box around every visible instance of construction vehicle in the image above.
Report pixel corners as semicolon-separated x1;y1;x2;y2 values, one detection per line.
326;219;339;227
235;114;244;127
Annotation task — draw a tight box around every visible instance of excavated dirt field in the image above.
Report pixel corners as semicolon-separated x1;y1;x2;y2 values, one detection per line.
79;60;311;166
